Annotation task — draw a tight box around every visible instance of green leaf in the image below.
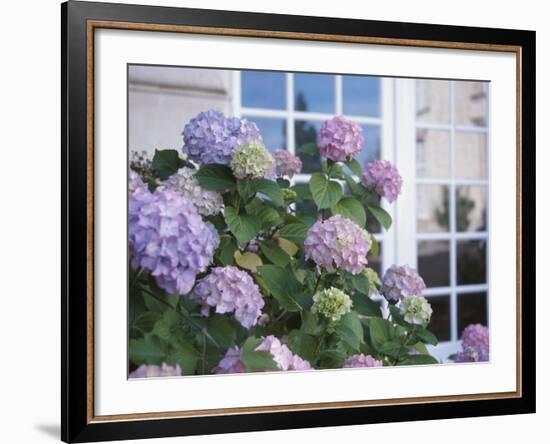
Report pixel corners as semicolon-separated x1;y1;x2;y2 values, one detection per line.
415;327;439;346
331;196;367;227
298;142;319;156
318;350;346;369
166;340;200;376
301;311;324;335
309;172;343;209
348;272;371;295
195;164;236;191
398;354;439;366
234;250;263;272
291;183;312;202
223;207;261;244
351;294;382;317
277;178;291;188
245;199;283;229
287;330;318;362
413;342;430;355
370;235;380;257
129;334;166;365
344;159;362;176
217;235;237;266
257;265;302;312
377;339;404;358
260;240;291;268
130;311;162;336
369;317;394;349
151;149;186;180
241;337;279;371
276;237;299;257
255;179;284;207
237;178;256;201
207;316;239;349
152;309;180;340
334;312;364;352
343;173;368;199
367;205;392;230
278;223;309;245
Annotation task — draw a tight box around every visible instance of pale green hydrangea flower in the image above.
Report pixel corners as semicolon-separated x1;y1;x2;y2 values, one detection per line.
312;287;353;322
400;295;433;325
230;141;273;179
362;267;382;294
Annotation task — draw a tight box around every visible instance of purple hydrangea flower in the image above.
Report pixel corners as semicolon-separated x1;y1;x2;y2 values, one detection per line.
193;266;265;329
129;363;182;378
381;264;426;302
182;110;262;165
272;149;303;178
343;354;383;368
161;167;223;216
129;169;147;194
317;116;364;161
213;335;312;374
129;188;219;295
455;324;489;363
304;215;371;274
361;159;402;203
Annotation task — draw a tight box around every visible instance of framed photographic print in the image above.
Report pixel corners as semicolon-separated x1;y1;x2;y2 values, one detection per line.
61;1;536;442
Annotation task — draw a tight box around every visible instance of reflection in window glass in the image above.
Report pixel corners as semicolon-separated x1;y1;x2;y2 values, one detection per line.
294;73;334;114
356;125;381;166
295;120;322;174
457;240;487;285
244;116;286;153
454;81;488;127
416;184;450;233
455;132;488;180
457;292;487;336
416;129;451;179
426;295;451;341
342;75;380;117
456;186;488;232
416;79;450;124
241;71;286;110
418;240;450;287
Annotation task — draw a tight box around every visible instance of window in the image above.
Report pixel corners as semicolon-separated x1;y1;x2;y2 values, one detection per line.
235;70;391;277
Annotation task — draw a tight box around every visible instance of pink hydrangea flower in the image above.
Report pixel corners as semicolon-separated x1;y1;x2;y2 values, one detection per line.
343;354;383;368
213;335;312;374
455;324;489;362
304;215;371;274
361;159;402;203
272;149;303;178
129;363;182;378
381;264;426;302
317;116;364;161
193;266;265;329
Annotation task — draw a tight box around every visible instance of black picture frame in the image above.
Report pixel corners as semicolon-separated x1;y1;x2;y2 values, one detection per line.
62;1;536;442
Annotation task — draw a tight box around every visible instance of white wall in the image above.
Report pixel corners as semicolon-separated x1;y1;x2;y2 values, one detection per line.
0;0;547;443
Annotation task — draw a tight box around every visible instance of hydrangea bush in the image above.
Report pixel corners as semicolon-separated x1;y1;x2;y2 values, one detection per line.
128;109;484;377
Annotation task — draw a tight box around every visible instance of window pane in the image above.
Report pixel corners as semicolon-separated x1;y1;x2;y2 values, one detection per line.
342;75;381;117
418;240;450;287
368;242;382;276
457;292;488;336
295;120;322;173
241;71;286;110
356;125;381;166
244;116;286;153
455;132;488;180
457;240;487;285
416;79;450;124
294;73;334;113
416;129;451;179
416;184;450;233
454;81;488;127
456;186;488;232
426;295;451;342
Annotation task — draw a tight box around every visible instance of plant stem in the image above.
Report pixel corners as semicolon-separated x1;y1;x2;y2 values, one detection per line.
139;285;223;350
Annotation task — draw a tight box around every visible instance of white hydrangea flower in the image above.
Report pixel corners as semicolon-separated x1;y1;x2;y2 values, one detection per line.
312;287;353;322
400;295;433;325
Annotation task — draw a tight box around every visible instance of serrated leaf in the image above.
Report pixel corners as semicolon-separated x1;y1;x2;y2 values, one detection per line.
194;164;236;191
369;317;394;349
351;294;382;317
234;250;263;272
223;207;261;244
151;149;186;180
309;172;343;209
241;337;279;371
257;265;302;312
237;178;256;201
367;204;392;230
278;223;309;245
245;199;283;229
275;237;299;256
331;196;367;227
334;312;364;352
260;240;290;267
255;179;284;207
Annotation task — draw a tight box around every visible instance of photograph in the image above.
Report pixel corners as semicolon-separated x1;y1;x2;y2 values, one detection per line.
127;65;490;378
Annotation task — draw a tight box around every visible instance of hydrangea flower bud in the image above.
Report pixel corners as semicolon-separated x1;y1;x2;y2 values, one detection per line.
400;295;433;325
304;215;371;274
381;264;426;302
311;287;353;322
193;266;265;329
317;116;364;161
230;141;274;179
343;354;383;368
161;167;223;216
182;110;262;165
361;159;402;203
